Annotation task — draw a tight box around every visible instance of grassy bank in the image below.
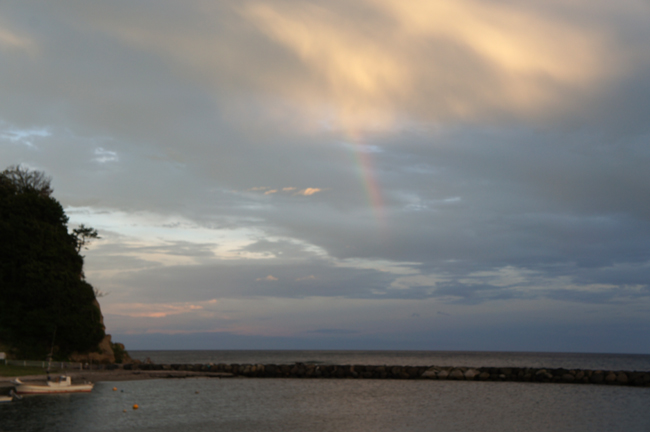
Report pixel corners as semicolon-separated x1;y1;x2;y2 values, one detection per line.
0;363;58;377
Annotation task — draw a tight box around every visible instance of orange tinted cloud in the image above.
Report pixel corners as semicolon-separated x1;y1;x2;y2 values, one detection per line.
257;274;278;281
71;0;645;129
0;23;36;53
106;300;217;318
241;0;626;127
248;186;322;196
295;188;321;196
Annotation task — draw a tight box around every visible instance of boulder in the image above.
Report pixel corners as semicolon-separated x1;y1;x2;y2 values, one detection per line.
561;374;575;383
590;373;604;384
449;369;465;380
464;369;480;380
421;367;440;379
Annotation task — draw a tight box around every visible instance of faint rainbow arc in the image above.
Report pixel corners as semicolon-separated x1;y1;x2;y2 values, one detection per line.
347;130;385;229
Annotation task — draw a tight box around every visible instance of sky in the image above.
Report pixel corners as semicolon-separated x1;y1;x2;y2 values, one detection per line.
1;0;650;353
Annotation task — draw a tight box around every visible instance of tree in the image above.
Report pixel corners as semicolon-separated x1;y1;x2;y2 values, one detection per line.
0;166;105;359
1;164;53;197
72;224;101;253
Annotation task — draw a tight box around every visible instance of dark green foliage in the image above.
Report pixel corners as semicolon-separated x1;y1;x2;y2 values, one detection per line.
0;168;105;360
111;342;130;364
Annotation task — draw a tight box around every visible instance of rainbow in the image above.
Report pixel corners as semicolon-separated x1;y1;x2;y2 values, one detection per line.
346;129;385;228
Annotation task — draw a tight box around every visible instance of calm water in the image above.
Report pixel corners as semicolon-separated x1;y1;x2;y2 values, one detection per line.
2;351;650;432
129;349;650;371
3;378;650;431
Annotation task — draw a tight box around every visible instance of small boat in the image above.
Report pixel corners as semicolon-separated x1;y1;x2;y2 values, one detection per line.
12;329;93;395
12;376;94;395
0;390;21;402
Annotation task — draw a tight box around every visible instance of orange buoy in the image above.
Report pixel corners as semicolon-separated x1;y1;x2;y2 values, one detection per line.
113;387;117;391
133;404;139;410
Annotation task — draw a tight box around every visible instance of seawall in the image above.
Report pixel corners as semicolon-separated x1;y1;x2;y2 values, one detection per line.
112;363;650;386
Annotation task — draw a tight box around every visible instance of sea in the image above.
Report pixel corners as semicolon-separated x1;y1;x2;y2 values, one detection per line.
2;350;650;432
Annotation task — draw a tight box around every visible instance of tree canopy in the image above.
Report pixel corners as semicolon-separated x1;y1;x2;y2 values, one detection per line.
0;166;105;359
1;165;53;197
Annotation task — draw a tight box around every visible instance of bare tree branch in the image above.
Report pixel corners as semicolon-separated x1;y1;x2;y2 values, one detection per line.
1;165;53;197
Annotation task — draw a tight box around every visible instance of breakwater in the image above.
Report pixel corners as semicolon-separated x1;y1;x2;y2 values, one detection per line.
114;363;650;386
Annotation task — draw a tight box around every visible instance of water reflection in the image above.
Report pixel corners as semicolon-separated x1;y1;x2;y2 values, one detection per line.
2;379;650;432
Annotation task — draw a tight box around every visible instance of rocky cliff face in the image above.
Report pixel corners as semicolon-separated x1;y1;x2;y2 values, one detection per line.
69;300;115;364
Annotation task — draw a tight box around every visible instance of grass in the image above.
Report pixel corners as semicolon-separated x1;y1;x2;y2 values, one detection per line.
0;363;59;377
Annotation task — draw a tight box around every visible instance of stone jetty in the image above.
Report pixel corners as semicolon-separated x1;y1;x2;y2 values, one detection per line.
111;363;650;387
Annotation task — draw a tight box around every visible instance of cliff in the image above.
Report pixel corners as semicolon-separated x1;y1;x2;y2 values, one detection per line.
0;166;107;360
69;300;116;364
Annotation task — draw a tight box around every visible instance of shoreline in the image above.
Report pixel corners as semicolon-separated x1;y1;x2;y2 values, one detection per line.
0;370;234;385
2;363;650;387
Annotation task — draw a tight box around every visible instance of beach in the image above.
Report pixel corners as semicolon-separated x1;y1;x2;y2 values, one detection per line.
0;369;234;385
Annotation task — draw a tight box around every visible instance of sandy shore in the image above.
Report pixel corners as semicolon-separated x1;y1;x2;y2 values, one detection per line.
0;370;233;385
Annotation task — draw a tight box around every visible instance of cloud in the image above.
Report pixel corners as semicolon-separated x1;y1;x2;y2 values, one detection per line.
0;125;50;149
305;328;358;335
390;274;447;290
93;147;118;163
248;186;323;196
36;0;645;134
105;299;218;318
257;275;278;281
0;22;36;53
2;0;650;352
236;238;319;259
240;0;638;128
295;188;322;196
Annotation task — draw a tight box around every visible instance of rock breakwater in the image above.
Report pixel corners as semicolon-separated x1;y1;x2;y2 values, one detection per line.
117;363;650;386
